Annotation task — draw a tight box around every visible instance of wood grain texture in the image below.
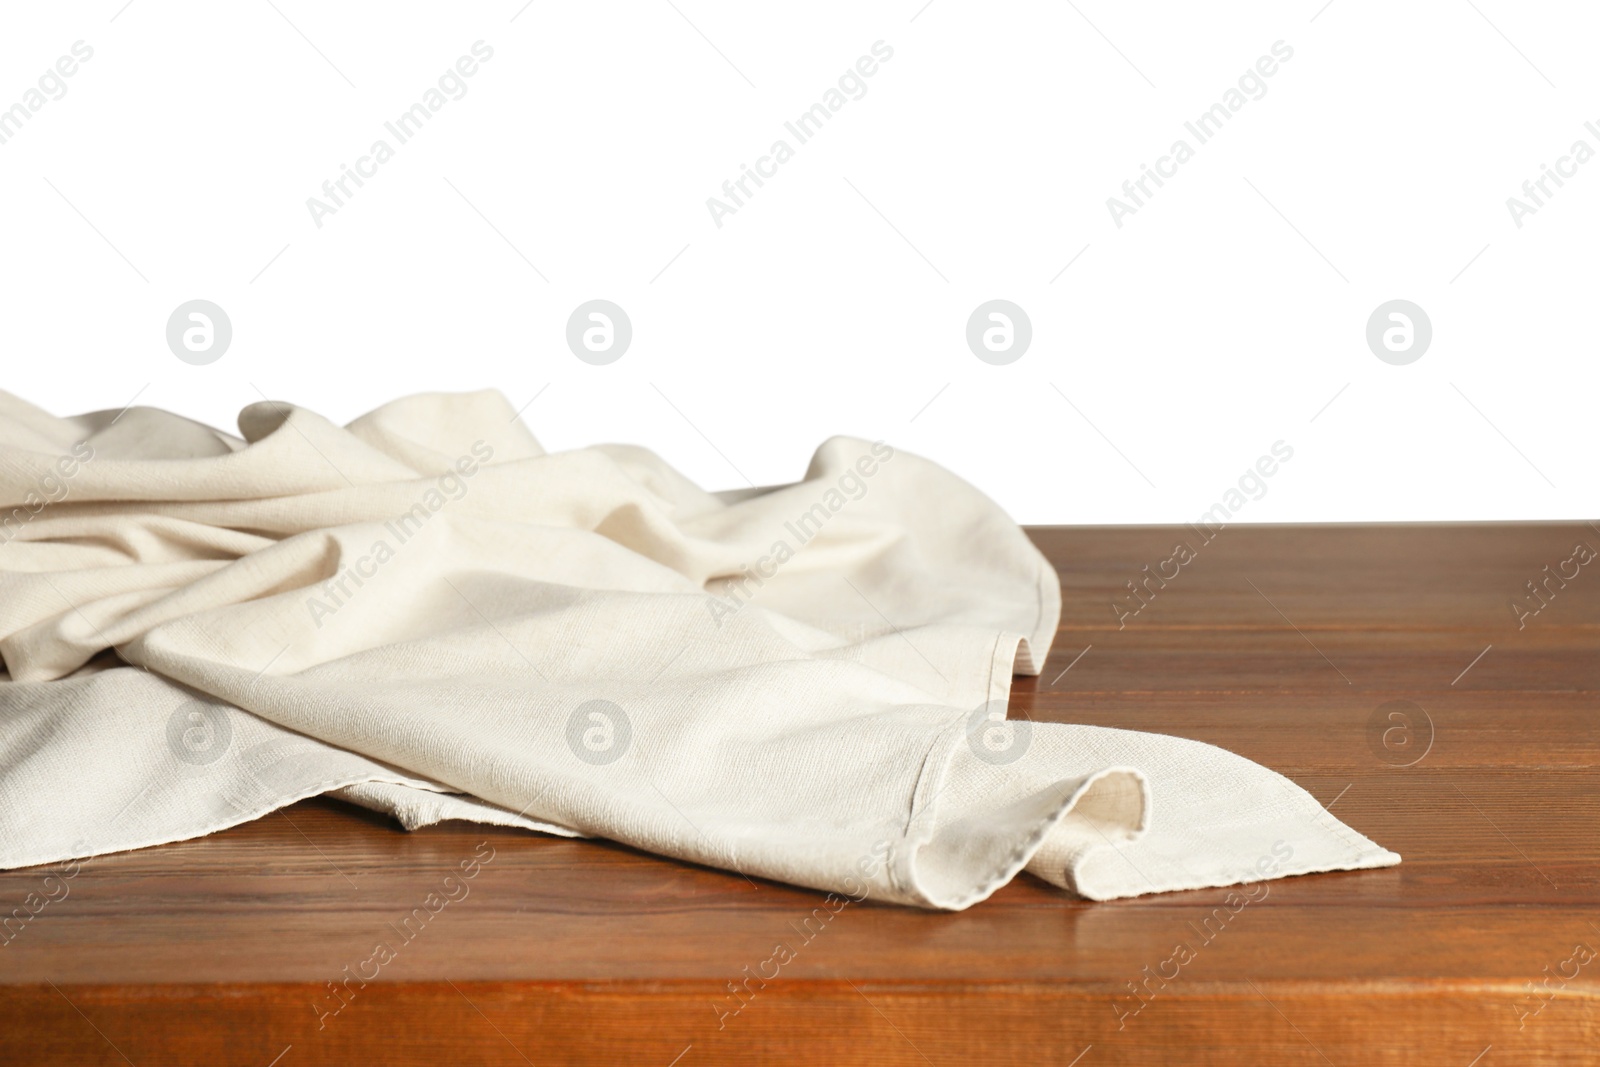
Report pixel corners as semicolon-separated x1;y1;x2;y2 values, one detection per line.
2;524;1596;1064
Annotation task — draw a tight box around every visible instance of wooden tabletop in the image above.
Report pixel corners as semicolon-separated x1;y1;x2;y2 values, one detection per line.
3;524;1597;1065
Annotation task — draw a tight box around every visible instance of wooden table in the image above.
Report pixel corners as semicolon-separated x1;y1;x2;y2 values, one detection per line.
3;524;1596;1065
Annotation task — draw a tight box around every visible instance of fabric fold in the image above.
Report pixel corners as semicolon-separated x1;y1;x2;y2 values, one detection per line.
0;389;1397;908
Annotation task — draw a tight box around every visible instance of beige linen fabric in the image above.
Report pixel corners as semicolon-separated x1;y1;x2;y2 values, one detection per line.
0;390;1398;908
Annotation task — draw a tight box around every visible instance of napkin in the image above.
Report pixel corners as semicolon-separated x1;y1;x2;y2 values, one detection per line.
0;390;1398;908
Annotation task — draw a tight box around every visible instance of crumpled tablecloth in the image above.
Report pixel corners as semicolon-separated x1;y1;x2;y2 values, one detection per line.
0;390;1397;908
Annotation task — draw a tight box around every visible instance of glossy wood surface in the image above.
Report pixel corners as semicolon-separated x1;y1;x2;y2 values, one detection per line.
2;524;1596;1064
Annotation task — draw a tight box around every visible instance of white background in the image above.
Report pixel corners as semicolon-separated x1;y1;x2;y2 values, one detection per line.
1;0;1594;524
